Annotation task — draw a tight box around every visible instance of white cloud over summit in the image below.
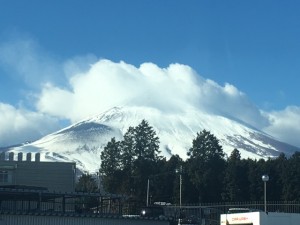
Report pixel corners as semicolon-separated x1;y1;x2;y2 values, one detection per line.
36;60;268;131
0;38;300;148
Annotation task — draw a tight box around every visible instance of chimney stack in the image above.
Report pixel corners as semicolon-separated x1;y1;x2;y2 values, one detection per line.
35;153;40;162
26;152;31;161
9;152;14;161
0;152;5;161
18;152;23;161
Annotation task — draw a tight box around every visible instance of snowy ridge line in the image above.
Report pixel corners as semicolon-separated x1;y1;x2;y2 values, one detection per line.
7;105;300;172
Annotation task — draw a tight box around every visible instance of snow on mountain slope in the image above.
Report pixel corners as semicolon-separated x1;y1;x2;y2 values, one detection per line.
7;106;299;172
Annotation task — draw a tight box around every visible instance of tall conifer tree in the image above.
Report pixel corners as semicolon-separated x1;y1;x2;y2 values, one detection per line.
100;137;122;193
186;129;225;202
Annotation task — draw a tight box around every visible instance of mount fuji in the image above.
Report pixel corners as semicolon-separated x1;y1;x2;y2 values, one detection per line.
6;105;299;173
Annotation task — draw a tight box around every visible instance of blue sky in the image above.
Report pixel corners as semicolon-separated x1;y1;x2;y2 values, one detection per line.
1;0;300;148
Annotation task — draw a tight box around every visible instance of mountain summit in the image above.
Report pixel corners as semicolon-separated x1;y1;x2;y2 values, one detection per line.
8;106;299;172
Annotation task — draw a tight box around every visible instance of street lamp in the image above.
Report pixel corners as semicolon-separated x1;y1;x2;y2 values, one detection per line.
176;166;183;208
262;174;269;213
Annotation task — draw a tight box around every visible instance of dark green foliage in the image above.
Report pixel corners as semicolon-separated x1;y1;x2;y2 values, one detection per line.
263;154;286;201
244;159;262;201
99;124;300;204
100;137;122;175
222;149;248;201
187;130;225;160
282;152;300;201
100;137;122;193
121;126;135;170
186;130;226;202
76;174;98;192
149;155;183;204
100;120;162;203
134;120;160;161
119;126;135;195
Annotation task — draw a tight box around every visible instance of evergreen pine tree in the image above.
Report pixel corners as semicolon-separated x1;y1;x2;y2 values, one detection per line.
120;126;136;195
134;119;160;161
131;120;161;204
186;129;225;202
121;126;136;170
247;158;266;201
100;137;122;193
222;149;248;201
271;153;287;201
282;151;300;201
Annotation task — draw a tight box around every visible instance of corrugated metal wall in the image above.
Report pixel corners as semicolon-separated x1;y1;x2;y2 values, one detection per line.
0;214;170;225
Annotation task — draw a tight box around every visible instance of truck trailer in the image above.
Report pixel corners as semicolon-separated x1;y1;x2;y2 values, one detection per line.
220;211;300;225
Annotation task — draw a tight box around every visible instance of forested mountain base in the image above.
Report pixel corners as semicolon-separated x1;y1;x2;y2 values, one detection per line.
78;120;300;204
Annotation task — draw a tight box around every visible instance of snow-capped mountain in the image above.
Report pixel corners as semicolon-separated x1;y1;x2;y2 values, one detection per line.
6;106;299;172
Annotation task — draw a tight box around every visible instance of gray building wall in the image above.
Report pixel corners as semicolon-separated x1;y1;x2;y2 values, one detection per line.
0;152;76;192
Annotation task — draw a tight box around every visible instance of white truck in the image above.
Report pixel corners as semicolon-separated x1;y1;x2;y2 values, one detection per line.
220;211;300;225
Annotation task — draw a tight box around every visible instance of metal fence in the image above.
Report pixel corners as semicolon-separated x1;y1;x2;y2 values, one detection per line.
1;187;300;225
160;201;300;225
194;201;300;214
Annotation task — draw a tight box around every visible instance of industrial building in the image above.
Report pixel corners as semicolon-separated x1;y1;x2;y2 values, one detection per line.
0;152;76;192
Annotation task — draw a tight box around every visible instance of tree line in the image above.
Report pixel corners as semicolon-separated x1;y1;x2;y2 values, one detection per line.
77;119;300;205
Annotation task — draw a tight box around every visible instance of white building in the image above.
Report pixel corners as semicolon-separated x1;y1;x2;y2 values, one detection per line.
220;211;300;225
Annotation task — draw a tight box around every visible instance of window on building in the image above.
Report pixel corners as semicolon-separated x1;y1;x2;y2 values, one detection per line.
0;170;9;183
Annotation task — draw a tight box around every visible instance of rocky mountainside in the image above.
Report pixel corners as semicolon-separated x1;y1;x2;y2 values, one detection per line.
7;106;299;172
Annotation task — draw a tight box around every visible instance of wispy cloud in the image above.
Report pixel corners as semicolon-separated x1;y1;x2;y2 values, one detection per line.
0;36;65;88
0;103;60;147
263;106;300;147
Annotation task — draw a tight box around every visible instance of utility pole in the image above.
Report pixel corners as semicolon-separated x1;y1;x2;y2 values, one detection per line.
179;165;182;207
146;178;150;206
